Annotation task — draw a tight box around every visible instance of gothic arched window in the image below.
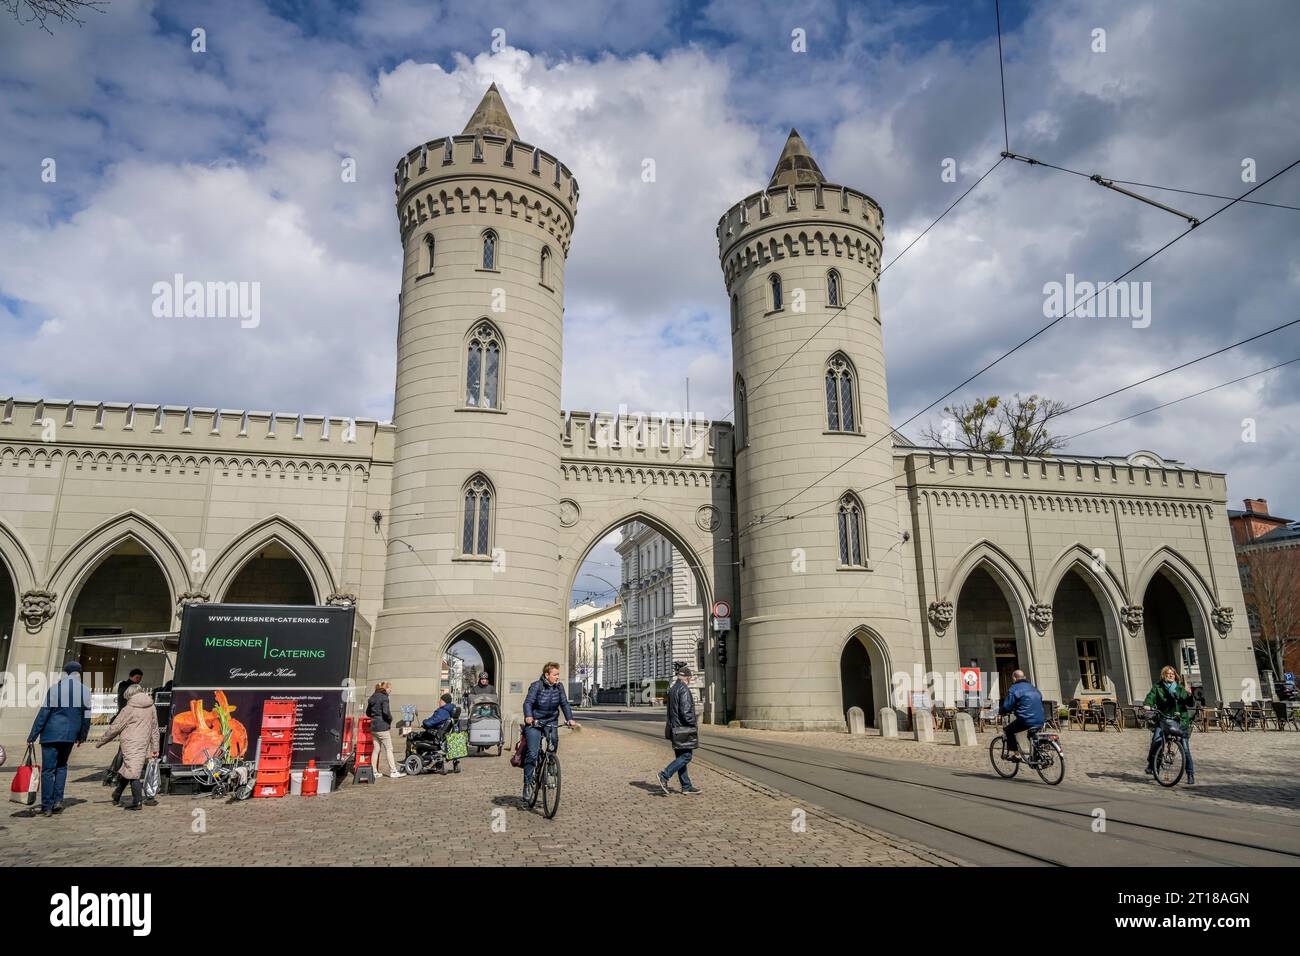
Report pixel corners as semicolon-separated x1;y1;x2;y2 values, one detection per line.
735;374;749;448
837;491;866;567
769;272;783;311
481;229;497;270
461;473;494;556
825;352;857;432
827;269;842;307
465;320;503;409
730;293;739;333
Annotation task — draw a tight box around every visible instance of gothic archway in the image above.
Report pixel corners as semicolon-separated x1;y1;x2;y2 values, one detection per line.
840;627;890;727
222;540;316;605
954;564;1031;702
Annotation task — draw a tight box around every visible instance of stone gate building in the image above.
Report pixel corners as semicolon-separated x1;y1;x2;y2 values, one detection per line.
0;87;1258;743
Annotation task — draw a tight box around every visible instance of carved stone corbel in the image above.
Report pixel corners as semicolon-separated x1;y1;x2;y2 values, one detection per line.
1120;604;1144;635
927;600;954;635
176;589;210;617
20;589;57;633
1028;603;1054;635
1211;605;1234;637
326;590;358;607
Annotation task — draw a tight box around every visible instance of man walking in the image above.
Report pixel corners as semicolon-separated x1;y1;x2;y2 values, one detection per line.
656;667;701;794
27;661;92;816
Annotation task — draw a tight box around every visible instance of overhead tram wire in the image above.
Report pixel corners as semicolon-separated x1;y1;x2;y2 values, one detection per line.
1062;356;1300;443
995;0;1010;153
737;157;1300;537
704;316;1300;559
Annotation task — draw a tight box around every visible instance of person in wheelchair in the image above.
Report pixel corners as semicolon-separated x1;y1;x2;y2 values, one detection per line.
421;693;457;739
404;693;463;775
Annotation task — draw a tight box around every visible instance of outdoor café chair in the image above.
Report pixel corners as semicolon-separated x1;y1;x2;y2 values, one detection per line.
1041;700;1060;731
1101;699;1123;732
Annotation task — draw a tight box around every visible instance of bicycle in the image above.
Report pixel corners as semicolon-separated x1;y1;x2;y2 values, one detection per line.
1144;707;1198;787
523;719;573;819
989;726;1065;785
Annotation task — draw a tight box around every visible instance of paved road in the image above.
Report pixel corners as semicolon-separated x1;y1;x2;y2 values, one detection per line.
586;710;1300;866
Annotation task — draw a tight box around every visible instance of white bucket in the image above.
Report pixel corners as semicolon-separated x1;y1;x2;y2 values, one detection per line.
290;770;304;796
317;768;333;795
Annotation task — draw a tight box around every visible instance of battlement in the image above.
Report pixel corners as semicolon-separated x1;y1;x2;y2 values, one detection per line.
396;134;578;252
716;182;883;289
896;446;1227;507
0;397;392;461
560;410;733;470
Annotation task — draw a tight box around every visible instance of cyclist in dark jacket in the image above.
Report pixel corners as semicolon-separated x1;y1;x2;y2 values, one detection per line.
1144;665;1196;784
656;667;701;794
998;671;1045;759
522;662;576;800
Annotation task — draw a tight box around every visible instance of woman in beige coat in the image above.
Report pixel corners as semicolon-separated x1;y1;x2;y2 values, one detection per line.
95;683;159;810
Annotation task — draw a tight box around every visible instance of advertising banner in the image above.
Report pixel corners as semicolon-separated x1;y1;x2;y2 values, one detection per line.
167;604;356;769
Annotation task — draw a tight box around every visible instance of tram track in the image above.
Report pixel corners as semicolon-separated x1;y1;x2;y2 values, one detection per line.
587;713;1300;866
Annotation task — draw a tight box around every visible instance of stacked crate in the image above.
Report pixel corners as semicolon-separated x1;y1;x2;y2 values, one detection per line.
254;701;296;798
354;716;374;771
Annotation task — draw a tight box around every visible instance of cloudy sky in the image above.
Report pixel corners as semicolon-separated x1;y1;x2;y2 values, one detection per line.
2;0;1297;605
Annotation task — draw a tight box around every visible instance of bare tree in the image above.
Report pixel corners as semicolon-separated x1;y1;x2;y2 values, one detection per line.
1240;545;1300;679
4;0;107;34
921;393;1068;456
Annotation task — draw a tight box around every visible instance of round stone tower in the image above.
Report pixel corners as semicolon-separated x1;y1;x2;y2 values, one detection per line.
371;85;579;716
717;130;912;730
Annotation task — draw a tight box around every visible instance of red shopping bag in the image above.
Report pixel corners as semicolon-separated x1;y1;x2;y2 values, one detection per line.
509;732;527;768
9;745;38;806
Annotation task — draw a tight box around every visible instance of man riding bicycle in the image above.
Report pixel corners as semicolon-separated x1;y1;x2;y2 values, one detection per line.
522;662;577;801
1144;665;1196;785
998;669;1045;760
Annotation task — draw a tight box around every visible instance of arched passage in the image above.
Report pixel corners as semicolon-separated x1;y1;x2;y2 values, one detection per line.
0;552;16;674
1052;567;1129;701
563;511;712;717
840;627;890;727
955;565;1030;703
443;623;500;699
1143;571;1207;696
61;539;173;691
222;540;316;605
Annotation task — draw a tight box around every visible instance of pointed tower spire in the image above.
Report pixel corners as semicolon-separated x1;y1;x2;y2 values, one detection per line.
768;128;825;188
462;82;519;139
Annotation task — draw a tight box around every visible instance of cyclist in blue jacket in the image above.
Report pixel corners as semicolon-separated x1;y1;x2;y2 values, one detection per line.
522;662;577;800
998;670;1045;760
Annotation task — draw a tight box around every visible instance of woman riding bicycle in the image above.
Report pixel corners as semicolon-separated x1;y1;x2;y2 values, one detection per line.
522;662;577;801
1144;665;1197;785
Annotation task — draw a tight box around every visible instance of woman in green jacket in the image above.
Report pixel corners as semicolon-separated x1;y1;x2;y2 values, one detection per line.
1144;665;1197;785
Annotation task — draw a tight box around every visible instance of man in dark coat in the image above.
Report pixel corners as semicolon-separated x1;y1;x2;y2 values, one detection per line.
27;661;93;816
116;668;144;715
656;667;701;795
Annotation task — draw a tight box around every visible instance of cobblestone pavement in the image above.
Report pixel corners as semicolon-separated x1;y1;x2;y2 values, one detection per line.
0;725;960;867
710;721;1300;816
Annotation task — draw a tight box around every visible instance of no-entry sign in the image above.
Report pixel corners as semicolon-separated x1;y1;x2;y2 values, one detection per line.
960;667;981;693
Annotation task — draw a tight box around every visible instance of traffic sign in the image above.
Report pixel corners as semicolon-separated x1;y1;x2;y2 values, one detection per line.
960;667;981;693
713;617;731;631
712;600;731;619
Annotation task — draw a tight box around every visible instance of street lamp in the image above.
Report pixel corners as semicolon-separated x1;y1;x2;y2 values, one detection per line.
581;572;624;705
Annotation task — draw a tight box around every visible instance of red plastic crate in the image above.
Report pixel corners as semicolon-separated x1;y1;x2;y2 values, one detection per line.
257;768;291;786
262;701;297;718
259;739;293;759
258;755;292;772
260;712;296;730
260;728;293;742
254;782;288;799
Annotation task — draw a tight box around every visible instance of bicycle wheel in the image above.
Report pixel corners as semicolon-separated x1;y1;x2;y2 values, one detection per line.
526;760;543;809
542;753;561;819
989;734;1020;778
1033;741;1065;785
1154;739;1184;787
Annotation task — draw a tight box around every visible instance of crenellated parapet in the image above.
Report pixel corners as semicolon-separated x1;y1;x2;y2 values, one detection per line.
716;182;883;290
0;397;392;476
560;410;733;480
395;132;578;254
897;446;1227;510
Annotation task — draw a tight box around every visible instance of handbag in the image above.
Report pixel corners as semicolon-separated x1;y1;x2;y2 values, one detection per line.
9;745;39;806
509;731;527;767
142;757;162;799
670;726;699;750
445;731;469;761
